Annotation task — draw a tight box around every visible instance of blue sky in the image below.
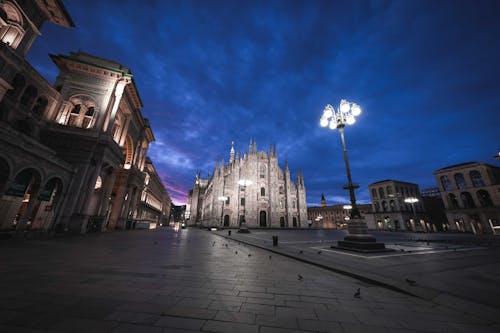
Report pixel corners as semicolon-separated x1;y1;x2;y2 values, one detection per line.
28;0;500;205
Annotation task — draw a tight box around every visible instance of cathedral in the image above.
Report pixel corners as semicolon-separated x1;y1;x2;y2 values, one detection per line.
187;140;307;228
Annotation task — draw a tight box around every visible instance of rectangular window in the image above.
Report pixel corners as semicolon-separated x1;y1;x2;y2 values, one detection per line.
241;198;245;206
226;197;230;205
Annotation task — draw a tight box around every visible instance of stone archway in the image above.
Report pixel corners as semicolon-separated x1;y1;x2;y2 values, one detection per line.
259;211;267;227
223;215;230;227
3;168;41;231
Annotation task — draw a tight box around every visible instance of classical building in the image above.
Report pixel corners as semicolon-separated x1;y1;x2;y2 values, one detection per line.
434;162;500;234
420;187;448;231
0;0;169;234
369;180;429;232
136;158;171;227
307;196;375;229
187;140;307;228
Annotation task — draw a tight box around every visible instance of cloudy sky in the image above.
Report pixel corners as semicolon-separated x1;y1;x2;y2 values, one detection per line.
28;0;500;205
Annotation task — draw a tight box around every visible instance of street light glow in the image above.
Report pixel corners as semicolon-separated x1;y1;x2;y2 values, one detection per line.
404;197;419;204
217;196;228;201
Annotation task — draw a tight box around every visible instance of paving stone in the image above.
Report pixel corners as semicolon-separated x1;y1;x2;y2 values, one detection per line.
255;314;299;330
298;319;345;332
208;300;243;311
260;326;316;333
214;310;255;324
160;306;217;320
202;320;259;333
50;317;119;332
105;310;160;325
155;315;205;330
238;291;275;299
240;302;275;315
109;323;163;333
276;307;317;319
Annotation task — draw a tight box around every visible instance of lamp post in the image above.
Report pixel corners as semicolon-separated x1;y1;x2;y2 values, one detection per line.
237;179;252;233
217;196;227;228
320;99;385;251
404;197;419;231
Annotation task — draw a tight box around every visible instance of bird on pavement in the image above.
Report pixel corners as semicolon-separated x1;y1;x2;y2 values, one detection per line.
235;251;238;255
248;253;251;257
406;278;417;286
297;274;303;281
317;250;322;254
353;288;361;298
269;255;272;260
299;250;303;254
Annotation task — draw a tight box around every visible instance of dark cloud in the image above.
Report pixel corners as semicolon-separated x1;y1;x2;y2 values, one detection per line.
27;0;500;204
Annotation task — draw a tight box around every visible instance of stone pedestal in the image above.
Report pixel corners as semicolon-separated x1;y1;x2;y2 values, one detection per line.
334;219;387;252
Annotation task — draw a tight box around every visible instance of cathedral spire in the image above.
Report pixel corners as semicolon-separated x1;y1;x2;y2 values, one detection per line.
253;138;257;154
321;193;326;207
229;141;235;163
249;139;253;154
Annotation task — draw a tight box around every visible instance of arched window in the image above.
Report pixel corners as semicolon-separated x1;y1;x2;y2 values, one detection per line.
469;170;484;187
279;186;284;194
460;192;475;208
379;188;385;198
449;193;459;209
68;104;81;126
7;73;25;98
386;186;393;197
31;96;48;117
371;188;377;199
440;176;452;191
82;107;95;128
477;190;493;207
382;201;388;212
260;187;265;196
124;135;134;168
454;173;467;189
390;200;396;212
0;2;25;49
374;202;380;212
20;85;37;107
260;164;266;179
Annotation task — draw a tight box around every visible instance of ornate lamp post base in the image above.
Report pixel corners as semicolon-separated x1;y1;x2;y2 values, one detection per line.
334;219;388;252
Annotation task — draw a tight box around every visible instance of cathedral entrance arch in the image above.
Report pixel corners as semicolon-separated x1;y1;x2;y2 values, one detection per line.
259;211;267;227
280;216;285;228
292;217;297;227
223;215;230;227
34;177;63;230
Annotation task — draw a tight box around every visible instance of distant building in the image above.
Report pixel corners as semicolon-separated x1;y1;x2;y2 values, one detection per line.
420;187;448;231
308;199;375;230
369;180;429;232
187;140;307;228
136;158;171;226
434;162;500;234
169;204;186;224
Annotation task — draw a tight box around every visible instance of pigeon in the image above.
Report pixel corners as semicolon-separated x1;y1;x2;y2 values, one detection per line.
269;255;272;260
317;250;322;254
299;250;303;254
406;278;417;286
212;241;216;247
248;253;252;257
297;274;303;281
235;251;238;255
353;288;361;298
225;244;228;247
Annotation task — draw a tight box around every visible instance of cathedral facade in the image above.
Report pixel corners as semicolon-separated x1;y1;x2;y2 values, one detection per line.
187;141;307;228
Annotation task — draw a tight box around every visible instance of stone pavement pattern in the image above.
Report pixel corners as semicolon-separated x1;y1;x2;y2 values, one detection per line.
0;228;498;333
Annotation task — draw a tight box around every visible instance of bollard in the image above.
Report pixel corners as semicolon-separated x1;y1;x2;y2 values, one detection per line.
228;230;231;236
272;235;278;246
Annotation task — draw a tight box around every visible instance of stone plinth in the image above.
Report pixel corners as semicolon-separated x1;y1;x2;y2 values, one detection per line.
334;219;388;252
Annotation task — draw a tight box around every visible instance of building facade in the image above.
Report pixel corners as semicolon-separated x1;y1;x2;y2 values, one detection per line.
369;180;429;232
187;141;307;228
0;1;169;234
307;202;375;230
434;162;500;234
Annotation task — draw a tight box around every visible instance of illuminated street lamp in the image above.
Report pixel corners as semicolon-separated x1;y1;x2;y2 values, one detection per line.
404;197;419;229
237;179;253;233
320;100;385;251
217;196;228;228
321;100;362;218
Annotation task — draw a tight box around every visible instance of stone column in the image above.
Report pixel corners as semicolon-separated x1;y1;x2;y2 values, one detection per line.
103;79;128;133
